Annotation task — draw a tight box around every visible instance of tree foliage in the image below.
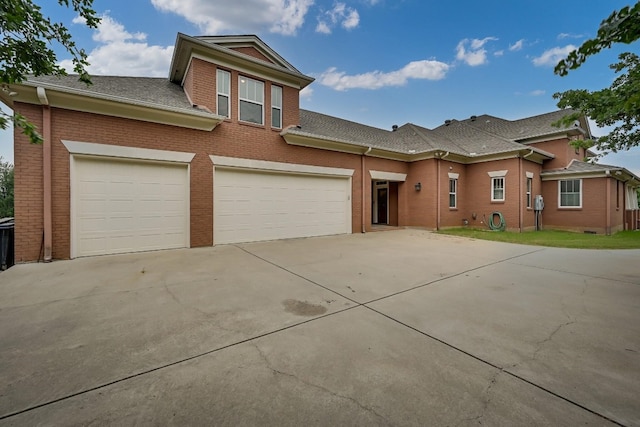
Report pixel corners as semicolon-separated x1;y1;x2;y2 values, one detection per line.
0;0;100;143
0;158;13;218
553;2;640;156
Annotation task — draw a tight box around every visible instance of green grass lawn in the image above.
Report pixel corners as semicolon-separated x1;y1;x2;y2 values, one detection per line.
437;228;640;249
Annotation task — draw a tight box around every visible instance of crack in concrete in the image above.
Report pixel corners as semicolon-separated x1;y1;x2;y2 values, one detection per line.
251;342;391;425
532;321;576;360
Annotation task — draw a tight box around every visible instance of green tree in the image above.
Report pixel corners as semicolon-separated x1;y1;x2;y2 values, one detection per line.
553;2;640;156
0;0;100;143
0;158;13;218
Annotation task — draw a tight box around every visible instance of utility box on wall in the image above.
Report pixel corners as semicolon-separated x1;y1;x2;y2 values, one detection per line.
534;195;544;211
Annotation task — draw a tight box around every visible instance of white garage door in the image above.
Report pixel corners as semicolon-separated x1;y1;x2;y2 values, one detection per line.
72;157;189;257
214;168;351;244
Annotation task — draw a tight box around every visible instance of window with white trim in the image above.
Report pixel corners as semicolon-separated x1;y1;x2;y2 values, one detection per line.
217;69;230;118
526;177;532;208
559;179;582;208
239;76;264;125
449;178;457;208
491;177;505;201
271;85;282;128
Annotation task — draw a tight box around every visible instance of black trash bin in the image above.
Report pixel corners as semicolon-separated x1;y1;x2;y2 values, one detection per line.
0;218;15;271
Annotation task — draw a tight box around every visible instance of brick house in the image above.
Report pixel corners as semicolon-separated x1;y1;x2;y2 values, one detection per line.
2;33;639;262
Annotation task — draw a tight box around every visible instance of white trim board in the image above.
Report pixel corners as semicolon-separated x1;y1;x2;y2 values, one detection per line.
62;140;196;163
210;155;354;177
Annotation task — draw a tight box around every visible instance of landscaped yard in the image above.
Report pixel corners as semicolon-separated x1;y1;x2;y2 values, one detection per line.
438;228;640;249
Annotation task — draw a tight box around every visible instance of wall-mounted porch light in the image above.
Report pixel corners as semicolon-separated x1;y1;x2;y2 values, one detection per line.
414;182;422;191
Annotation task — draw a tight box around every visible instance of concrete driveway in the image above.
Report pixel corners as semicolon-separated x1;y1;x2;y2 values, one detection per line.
0;229;638;426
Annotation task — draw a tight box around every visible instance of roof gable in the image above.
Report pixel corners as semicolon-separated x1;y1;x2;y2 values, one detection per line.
195;35;301;73
170;34;313;89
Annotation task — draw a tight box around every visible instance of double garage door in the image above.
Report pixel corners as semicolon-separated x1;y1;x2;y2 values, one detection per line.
71;155;352;257
214;168;352;244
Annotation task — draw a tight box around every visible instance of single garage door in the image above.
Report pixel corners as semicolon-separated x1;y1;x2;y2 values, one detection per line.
214;168;351;244
72;157;189;257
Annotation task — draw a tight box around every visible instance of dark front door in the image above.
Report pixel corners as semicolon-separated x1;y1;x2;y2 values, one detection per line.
377;188;388;224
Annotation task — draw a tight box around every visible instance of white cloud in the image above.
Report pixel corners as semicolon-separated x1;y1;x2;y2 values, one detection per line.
151;0;313;36
494;50;504;57
300;85;314;99
558;33;584;40
532;45;576;67
509;39;524;51
318;59;450;91
529;89;545;96
456;37;497;66
316;2;360;34
60;14;173;77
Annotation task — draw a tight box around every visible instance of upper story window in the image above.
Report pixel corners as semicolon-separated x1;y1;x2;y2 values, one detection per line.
217;69;230;118
559;179;582;208
239;76;264;125
271;85;282;129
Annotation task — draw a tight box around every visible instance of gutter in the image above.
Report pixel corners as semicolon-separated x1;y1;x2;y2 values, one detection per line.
37;87;52;262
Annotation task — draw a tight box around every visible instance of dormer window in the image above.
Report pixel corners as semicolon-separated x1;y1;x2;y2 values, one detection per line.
239;75;264;125
217;69;230;118
271;85;282;129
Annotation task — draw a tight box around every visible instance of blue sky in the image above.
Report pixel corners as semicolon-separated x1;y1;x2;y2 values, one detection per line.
1;0;639;174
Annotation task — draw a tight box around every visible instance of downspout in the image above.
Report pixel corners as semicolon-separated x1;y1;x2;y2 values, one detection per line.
361;147;372;233
436;152;450;230
37;87;52;262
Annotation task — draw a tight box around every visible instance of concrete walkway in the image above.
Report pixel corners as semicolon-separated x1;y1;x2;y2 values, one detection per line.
0;230;638;426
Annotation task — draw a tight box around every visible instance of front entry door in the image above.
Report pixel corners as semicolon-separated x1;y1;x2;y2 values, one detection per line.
377;187;388;224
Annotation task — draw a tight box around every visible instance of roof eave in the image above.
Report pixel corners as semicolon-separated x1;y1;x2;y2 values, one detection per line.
15;83;222;131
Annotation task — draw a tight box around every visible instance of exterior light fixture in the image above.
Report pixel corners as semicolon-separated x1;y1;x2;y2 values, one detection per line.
415;182;422;191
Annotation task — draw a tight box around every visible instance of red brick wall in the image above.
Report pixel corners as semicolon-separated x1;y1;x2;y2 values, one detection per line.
231;47;273;64
463;158;521;231
406;159;437;228
13;103;45;262
541;177;609;233
531;138;583;170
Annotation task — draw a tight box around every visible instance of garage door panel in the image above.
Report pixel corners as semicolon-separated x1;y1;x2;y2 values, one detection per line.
73;158;189;257
214;168;350;244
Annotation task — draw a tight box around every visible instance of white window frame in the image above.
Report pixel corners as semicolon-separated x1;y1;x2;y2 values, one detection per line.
216;69;230;118
449;178;457;208
271;85;282;129
491;177;505;202
526;177;532;208
558;179;582;208
238;75;264;125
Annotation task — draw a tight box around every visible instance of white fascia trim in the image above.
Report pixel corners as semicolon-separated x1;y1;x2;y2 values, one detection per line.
448;172;459;179
370;170;407;182
526;171;534;178
62;140;196;163
210;155;355;177
488;170;508;178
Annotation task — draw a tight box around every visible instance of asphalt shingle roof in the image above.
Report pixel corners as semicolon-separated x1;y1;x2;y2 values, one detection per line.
27;75;198;113
541;159;624;175
460;110;580;141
